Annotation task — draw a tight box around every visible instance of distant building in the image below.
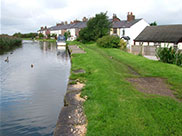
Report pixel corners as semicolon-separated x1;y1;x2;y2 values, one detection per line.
38;18;87;40
134;25;182;49
37;13;149;44
37;26;50;37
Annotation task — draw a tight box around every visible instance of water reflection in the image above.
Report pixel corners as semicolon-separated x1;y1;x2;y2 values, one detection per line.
39;42;69;61
0;40;71;136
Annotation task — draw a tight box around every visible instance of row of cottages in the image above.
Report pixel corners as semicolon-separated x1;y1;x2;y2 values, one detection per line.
134;25;182;49
38;13;149;45
38;17;88;41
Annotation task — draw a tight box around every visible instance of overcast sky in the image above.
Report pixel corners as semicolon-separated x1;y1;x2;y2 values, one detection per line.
1;0;182;35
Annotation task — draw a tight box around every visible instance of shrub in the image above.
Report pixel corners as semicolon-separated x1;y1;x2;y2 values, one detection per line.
38;33;44;39
119;39;127;51
64;31;71;40
47;34;51;39
175;50;182;66
76;36;81;41
156;46;182;66
96;35;120;48
51;34;57;39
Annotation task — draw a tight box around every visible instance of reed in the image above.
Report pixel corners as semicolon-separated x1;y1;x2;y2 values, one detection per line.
0;35;22;54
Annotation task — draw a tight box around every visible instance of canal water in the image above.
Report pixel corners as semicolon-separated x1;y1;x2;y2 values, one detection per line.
0;40;71;136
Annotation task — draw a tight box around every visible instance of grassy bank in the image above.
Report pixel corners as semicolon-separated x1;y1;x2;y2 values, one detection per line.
36;38;56;42
21;38;56;42
0;35;22;55
68;42;182;136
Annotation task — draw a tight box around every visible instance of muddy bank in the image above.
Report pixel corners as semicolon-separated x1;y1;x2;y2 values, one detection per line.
127;77;178;100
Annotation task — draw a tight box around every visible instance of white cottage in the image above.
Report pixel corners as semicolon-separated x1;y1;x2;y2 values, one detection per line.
37;26;49;36
110;12;149;45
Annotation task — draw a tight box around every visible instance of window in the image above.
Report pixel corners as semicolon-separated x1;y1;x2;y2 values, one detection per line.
122;29;125;36
113;28;117;34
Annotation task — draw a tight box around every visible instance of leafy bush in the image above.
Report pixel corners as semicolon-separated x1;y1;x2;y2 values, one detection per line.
47;34;51;39
119;39;127;50
175;50;182;66
51;34;57;39
76;36;81;41
79;12;111;43
39;33;44;39
64;31;71;40
156;46;182;66
96;35;120;48
0;35;22;54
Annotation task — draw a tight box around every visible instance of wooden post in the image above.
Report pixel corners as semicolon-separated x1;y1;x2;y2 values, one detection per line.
130;42;132;53
142;43;144;55
174;43;178;65
139;42;144;56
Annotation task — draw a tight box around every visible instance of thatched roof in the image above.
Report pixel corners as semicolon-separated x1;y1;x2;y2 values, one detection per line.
134;25;182;44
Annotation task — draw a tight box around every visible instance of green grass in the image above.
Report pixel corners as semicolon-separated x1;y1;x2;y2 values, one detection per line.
21;38;33;40
21;38;56;42
69;42;182;136
36;38;56;42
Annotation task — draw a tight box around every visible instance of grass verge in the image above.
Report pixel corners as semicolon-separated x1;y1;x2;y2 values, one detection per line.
68;42;182;136
36;38;56;42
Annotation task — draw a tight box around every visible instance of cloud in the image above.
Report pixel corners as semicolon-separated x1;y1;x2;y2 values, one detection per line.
1;0;182;35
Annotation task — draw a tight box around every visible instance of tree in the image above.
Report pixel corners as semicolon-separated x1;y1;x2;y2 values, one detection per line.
13;32;38;39
47;34;51;39
51;34;57;39
38;33;44;39
79;12;111;43
64;31;71;40
13;32;22;38
150;21;157;26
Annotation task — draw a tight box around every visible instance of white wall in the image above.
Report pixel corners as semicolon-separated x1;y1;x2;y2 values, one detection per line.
39;30;46;36
135;42;182;49
69;28;76;37
50;30;61;37
178;43;182;49
67;28;77;41
120;19;149;46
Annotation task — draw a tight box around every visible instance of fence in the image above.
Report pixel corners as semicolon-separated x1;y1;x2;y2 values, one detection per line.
129;45;156;56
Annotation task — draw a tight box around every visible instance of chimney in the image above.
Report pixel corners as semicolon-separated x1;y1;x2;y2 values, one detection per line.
45;26;47;29
82;17;88;22
61;21;64;25
112;14;120;22
56;22;65;26
65;21;68;24
41;27;44;30
73;19;81;24
56;23;61;26
127;12;135;22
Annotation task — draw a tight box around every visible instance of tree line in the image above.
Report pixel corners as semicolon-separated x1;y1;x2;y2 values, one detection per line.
13;32;38;39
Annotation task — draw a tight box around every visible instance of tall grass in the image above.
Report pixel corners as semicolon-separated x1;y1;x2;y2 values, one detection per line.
0;35;22;54
156;46;182;67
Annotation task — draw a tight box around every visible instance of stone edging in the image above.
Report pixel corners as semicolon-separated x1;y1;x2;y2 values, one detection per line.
54;45;87;136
